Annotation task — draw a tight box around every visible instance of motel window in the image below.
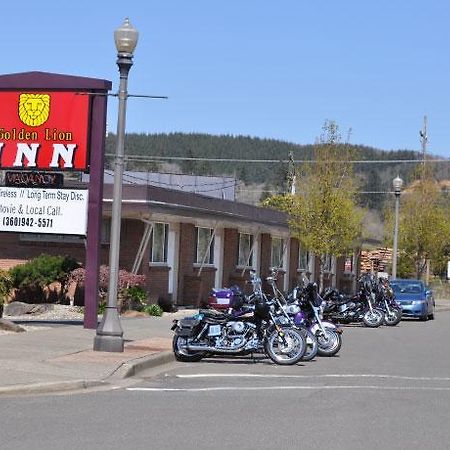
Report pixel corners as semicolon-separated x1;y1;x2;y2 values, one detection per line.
271;237;284;269
151;223;168;263
299;247;311;272
322;253;333;272
196;227;214;265
237;232;254;267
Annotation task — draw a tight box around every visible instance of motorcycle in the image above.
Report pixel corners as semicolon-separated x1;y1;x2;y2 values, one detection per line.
172;272;307;365
376;277;402;326
287;281;343;357
322;274;385;328
264;270;319;361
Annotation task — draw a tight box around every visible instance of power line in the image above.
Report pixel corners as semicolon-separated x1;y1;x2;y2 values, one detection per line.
106;153;449;164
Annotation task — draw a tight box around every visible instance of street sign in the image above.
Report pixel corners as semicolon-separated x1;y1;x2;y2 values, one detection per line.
0;186;88;235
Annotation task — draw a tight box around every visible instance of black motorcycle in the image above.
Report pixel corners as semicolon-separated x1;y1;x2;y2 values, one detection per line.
322;274;384;327
172;272;307;365
375;277;402;326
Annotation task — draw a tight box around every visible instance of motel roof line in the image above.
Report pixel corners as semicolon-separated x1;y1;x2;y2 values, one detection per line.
100;183;290;233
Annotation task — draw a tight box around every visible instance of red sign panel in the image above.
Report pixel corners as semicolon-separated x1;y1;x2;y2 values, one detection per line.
0;91;90;170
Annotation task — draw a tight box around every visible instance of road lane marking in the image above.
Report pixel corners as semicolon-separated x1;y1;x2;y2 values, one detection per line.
174;373;450;381
127;385;450;393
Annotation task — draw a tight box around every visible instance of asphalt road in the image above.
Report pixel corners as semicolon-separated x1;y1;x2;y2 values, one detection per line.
2;313;450;450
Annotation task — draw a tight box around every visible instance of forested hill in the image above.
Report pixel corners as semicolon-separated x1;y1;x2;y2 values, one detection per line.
104;132;449;210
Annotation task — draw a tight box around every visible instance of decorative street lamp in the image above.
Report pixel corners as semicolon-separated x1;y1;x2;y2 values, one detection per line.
391;175;403;280
94;18;139;352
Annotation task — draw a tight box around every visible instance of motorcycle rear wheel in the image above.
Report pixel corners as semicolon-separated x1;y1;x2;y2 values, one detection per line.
362;308;384;328
264;327;306;365
172;335;206;362
316;328;342;357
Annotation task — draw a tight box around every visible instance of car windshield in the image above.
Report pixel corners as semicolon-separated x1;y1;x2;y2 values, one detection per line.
391;282;423;294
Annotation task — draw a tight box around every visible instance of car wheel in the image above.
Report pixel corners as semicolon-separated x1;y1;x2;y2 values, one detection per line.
428;310;435;320
420;313;428;321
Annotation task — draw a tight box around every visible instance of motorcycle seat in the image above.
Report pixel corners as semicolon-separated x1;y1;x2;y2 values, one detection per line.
199;309;231;323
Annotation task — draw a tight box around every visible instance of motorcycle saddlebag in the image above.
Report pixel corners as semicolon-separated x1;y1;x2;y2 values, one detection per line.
208;286;245;310
208;288;235;310
177;318;201;337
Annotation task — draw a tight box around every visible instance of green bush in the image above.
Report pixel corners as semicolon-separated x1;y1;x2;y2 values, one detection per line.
97;300;107;315
123;285;148;311
144;304;163;317
0;269;13;305
10;254;80;290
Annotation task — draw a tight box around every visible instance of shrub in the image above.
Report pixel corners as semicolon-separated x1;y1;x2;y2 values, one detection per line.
158;296;178;313
122;285;148;311
0;269;13;305
67;265;147;312
144;303;163;317
9;254;80;303
10;254;80;289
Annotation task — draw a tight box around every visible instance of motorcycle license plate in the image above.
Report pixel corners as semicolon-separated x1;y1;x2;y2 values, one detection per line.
208;325;222;336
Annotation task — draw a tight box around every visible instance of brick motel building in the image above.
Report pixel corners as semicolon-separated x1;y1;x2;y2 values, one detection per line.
0;182;359;307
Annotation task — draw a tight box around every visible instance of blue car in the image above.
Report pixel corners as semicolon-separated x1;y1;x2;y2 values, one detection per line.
390;279;435;321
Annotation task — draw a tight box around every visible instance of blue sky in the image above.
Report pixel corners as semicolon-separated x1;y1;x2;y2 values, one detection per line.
4;1;450;157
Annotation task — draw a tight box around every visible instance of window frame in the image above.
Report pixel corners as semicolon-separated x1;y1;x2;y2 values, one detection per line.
298;246;311;272
150;222;169;264
237;232;254;268
195;226;215;265
271;237;285;269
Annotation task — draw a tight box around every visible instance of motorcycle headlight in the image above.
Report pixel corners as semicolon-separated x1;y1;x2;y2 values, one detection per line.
284;304;300;315
277;316;290;325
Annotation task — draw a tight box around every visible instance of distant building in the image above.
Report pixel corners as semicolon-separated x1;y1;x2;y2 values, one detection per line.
82;172;236;201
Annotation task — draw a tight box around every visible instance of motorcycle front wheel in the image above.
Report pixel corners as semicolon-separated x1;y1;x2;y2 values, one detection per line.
264;327;306;365
172;335;206;362
362;308;384;328
316;328;342;357
300;328;319;361
384;308;402;326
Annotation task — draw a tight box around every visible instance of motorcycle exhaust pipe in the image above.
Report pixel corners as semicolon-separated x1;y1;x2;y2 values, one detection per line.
186;342;247;353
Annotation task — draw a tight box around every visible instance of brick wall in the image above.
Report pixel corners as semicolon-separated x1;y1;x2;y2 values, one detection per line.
148;265;170;303
118;219;146;271
289;238;299;288
260;233;272;292
177;223;196;303
0;233;87;266
222;228;238;287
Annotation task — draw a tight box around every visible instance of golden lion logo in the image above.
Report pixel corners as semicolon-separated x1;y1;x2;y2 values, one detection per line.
18;93;50;127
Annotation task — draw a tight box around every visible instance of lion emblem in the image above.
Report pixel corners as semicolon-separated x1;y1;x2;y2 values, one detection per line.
18;93;50;127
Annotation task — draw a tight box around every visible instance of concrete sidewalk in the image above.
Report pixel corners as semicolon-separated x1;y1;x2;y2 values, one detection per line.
0;308;196;396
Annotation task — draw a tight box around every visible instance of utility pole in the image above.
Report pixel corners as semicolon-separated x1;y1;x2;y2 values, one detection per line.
419;115;431;284
419;115;428;182
287;151;296;194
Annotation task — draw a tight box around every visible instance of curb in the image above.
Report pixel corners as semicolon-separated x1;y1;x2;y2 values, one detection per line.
0;351;175;396
107;350;175;380
0;380;107;397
